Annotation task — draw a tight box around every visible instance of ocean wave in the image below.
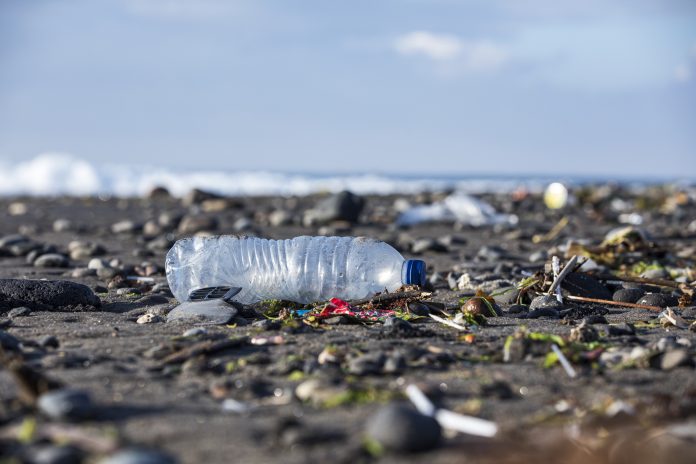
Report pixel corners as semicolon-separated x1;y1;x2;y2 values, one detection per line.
0;152;668;197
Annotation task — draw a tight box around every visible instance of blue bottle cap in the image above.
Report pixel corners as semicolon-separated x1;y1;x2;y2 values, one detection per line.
402;259;426;287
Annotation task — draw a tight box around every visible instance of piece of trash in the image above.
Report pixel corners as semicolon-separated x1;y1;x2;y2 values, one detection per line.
429;313;468;331
396;192;517;227
543;182;568;209
315;297;397;322
659;308;688;329
250;335;285;345
221;398;252;413
405;385;498;437
551;344;577;379
166;235;426;304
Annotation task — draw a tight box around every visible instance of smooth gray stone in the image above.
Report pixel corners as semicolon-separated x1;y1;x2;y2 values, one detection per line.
366;403;441;452
166;300;238;325
38;389;94;421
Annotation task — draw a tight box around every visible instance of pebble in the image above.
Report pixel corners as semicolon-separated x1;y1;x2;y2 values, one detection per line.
365;403;442;452
529;295;563;311
348;352;385;376
177;215;218;234
411;238;448;254
638;293;678;308
99;449;177;464
88;258;110;270
72;268;97;278
268;209;293;227
570;321;599;343
68;240;106;260
52;218;74;232
182;327;207;337
528;250;548;263
583;315;608;324
613;288;645;304
111;220;141;234
660;350;692;370
166;301;238;325
560;273;612;300
0;330;21;351
137;314;162;324
507;304;528;314
0;279;100;311
303;190;365;226
25;444;83;464
39;335;60;349
407;301;431;316
608;323;636;336
117;287;142;296
8;306;31;318
34;254;69;268
38;389;94;421
524;307;560;319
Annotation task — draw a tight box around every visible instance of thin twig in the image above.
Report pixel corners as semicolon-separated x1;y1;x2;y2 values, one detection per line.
592;273;682;290
349;289;427;306
565;295;662;311
547;255;578;296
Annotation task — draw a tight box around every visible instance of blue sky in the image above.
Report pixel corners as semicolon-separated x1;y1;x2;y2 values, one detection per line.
1;0;695;178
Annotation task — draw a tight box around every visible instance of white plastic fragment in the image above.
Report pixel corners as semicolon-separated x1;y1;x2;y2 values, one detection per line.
551;344;577;379
405;385;498;438
429;314;468;331
396;192;517;227
221;398;252;413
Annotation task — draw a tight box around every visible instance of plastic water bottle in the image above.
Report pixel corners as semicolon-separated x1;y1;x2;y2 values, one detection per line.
165;235;426;304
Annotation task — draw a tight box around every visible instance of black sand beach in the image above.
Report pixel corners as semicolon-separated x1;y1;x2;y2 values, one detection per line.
1;186;695;463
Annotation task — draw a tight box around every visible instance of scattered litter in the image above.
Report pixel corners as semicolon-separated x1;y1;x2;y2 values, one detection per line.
429;313;468;331
396;192;517;227
659;308;688;329
222;398;252;414
317;298;396;321
551;344;577;379
405;384;498;437
250;335;285;346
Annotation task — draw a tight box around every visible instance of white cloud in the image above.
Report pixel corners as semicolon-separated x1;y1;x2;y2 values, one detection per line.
393;31;509;72
674;63;692;82
394;31;464;60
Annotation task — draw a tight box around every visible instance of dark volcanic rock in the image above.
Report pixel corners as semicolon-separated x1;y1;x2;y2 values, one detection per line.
366;403;441;452
0;279;101;311
304;191;365;225
613;288;645;304
637;293;674;308
561;273;612;300
529;295;563;311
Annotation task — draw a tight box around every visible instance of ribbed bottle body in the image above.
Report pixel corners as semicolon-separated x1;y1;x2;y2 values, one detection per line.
165;235;405;304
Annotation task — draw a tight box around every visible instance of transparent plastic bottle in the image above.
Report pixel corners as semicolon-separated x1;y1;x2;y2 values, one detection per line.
165;235;426;304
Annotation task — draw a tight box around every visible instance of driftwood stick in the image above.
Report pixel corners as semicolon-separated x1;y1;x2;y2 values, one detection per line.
566;295;662;311
547;255;578;296
592;273;683;289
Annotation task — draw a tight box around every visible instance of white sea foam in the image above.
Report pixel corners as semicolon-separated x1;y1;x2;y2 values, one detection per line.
0;152;673;197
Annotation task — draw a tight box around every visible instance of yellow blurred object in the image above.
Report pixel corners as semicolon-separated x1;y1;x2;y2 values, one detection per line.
544;182;568;209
